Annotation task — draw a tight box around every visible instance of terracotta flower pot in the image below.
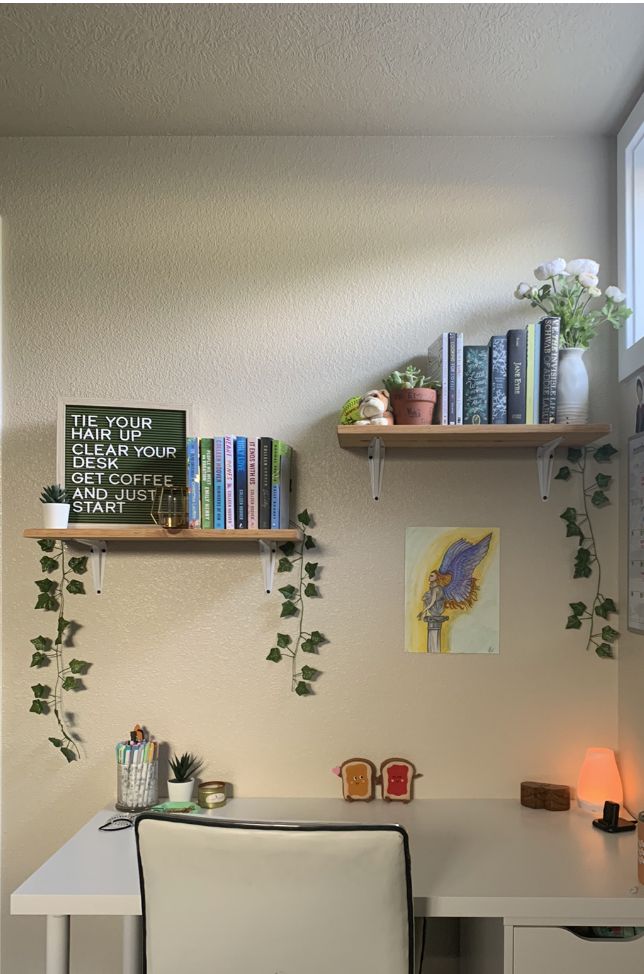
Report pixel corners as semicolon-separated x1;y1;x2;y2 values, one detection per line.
390;388;437;425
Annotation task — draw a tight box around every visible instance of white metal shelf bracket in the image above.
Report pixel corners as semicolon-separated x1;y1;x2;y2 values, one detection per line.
259;540;277;594
536;437;563;502
368;436;385;501
71;539;108;594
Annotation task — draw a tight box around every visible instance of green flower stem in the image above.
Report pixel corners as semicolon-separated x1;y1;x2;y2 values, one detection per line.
52;546;80;758
292;535;307;690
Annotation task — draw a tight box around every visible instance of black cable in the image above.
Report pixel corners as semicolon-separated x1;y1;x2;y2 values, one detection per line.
417;917;427;973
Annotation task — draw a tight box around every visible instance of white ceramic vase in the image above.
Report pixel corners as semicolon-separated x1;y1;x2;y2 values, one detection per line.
556;347;589;424
167;779;194;802
43;503;70;529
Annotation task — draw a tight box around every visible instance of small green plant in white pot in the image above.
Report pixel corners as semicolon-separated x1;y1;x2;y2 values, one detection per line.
167;752;203;802
40;484;70;529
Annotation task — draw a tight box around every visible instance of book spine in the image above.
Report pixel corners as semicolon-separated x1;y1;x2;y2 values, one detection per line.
247;437;258;530
539;317;560;423
488;336;508;424
525;324;535;424
224;436;235;529
533;320;542;423
234;437;248;529
258;437;272;530
279;445;292;529
463;346;489;424
199;438;214;529
270;440;282;530
213;437;225;529
455;333;464;425
448;332;457;424
186;437;200;528
507;329;527;424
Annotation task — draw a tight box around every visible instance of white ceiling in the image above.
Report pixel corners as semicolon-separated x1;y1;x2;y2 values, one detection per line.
1;3;643;137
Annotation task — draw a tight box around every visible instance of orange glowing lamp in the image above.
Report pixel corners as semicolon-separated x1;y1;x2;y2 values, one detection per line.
577;747;623;812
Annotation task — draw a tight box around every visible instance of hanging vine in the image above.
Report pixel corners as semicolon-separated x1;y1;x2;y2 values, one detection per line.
266;510;328;695
556;443;618;658
30;540;91;761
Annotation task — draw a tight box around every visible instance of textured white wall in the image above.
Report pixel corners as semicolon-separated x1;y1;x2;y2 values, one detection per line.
1;136;618;972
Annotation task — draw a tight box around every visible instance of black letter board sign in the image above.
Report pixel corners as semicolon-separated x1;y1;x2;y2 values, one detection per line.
57;401;193;526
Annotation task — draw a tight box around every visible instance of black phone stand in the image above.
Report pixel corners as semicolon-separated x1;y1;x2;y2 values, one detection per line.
592;800;636;834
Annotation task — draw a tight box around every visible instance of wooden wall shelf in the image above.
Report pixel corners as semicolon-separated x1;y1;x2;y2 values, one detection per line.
336;423;611;450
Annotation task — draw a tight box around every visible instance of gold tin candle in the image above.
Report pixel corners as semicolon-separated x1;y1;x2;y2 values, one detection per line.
198;780;227;809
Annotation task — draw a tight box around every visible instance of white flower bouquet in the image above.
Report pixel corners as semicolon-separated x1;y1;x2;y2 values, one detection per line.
514;258;632;348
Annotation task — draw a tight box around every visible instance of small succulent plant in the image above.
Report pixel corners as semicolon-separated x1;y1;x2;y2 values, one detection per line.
383;365;438;391
39;484;68;504
169;751;203;783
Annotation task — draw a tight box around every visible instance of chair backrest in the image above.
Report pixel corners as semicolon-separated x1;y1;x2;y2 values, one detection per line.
136;814;413;974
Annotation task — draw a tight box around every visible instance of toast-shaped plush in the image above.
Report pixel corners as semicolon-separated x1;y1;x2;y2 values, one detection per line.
379;758;421;803
340;758;376;802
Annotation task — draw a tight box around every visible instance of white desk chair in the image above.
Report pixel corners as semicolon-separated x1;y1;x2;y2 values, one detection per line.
135;814;414;974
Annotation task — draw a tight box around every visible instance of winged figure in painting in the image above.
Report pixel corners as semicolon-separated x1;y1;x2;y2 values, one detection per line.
418;533;492;653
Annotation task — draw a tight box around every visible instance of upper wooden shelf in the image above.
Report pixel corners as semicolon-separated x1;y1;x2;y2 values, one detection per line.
23;528;300;542
336;423;611;449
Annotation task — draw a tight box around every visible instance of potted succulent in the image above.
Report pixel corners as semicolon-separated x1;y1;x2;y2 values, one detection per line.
383;365;439;425
40;484;70;529
167;751;203;802
514;259;632;423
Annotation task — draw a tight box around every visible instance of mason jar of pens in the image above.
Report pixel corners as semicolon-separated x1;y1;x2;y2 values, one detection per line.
115;724;159;812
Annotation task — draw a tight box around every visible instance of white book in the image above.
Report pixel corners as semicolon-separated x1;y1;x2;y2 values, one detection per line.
224;436;235;529
455;332;464;426
247;437;259;530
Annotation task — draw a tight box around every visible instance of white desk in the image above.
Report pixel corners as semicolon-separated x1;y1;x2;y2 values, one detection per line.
11;798;644;974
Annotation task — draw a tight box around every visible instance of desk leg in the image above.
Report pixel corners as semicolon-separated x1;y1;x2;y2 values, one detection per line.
46;915;70;974
123;915;143;974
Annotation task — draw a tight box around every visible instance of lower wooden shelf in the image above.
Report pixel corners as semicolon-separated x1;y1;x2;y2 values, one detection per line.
23;528;300;542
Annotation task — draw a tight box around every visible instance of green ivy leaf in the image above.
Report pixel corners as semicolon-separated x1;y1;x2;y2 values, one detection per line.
266;647;282;662
279;542;295;557
600;597;617;615
591;490;609;508
62;676;80;691
304;535;316;550
560;507;577;523
278;584;297;599
566;522;583;539
30;635;52;653
66;579;86;595
566;614;582;630
309;630;325;645
68;556;88;575
276;633;292;648
304;583;319;598
68;658;89;675
29;699;46;714
40;556;59;574
573;548;592;578
60;747;76;763
595;643;613;659
57;616;70;634
567;448;583;463
297;510;311;526
48;737;63;748
277;557;293;573
554;466;571;481
304;562;318;579
601;625;619;644
595;473;612;489
30;651;48;667
301;639;316;653
35;578;56;593
570;602;587;617
300;665;319;681
35;593;58;611
31;683;50;699
37;538;57;552
294;681;311;696
280;600;298;618
594;443;617;463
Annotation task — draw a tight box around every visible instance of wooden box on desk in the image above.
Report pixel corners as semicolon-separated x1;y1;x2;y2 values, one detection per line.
520;781;571;812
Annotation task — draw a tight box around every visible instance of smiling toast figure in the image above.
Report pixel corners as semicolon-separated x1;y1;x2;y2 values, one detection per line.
340;758;376;802
379;758;421;803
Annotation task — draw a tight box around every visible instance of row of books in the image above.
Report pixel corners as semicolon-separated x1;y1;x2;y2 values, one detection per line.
187;437;292;530
429;317;560;425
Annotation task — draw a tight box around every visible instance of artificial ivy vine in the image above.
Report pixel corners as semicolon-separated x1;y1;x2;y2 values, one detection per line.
556;443;618;658
266;510;328;695
30;539;90;761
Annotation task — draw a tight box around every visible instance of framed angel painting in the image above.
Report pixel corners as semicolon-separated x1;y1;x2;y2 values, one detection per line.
405;527;500;654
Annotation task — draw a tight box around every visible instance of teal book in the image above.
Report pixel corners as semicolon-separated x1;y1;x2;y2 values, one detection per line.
463;346;489;424
199;438;214;529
